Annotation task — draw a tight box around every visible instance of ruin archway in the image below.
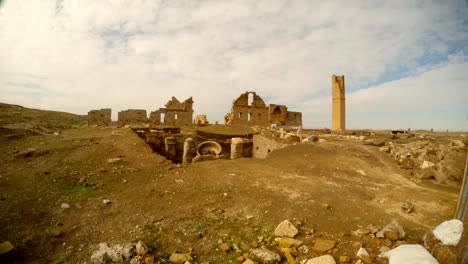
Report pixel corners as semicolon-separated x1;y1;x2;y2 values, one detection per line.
271;106;282;124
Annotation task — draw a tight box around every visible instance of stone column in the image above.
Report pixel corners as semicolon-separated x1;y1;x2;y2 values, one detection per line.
164;136;176;163
182;137;196;164
230;137;244;160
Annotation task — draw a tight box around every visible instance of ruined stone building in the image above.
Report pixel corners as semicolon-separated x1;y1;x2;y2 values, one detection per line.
149;97;194;126
225;92;302;127
88;108;111;126
332;75;346;131
194;115;209;126
118;109;147;125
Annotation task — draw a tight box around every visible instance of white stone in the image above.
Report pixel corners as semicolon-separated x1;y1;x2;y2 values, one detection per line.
318;139;326;143
274;220;298;238
356;169;367;176
61;203;70;209
421;160;435;169
356;247;369;257
103;199;111;204
305;255;336;264
107;158;122;164
432;219;463;246
382;245;438;264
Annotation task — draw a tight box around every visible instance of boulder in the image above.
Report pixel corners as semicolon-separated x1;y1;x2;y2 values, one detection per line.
382;245;438;264
312;239;336;254
250;247;281;264
432;219;463;246
376;219;405;241
274;220;298;238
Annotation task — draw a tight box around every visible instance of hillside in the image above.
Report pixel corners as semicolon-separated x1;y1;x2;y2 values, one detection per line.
0;103;87;139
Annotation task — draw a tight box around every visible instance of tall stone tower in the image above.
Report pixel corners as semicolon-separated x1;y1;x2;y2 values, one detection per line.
332;75;345;131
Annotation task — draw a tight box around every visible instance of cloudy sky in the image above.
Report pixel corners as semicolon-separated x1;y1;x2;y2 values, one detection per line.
0;0;467;130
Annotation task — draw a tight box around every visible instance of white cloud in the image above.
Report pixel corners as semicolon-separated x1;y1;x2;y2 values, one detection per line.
0;0;467;128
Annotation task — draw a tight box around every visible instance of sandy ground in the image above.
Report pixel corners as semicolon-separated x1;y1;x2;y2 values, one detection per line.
0;126;461;263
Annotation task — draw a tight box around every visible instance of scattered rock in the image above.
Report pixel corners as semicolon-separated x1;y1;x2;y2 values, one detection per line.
366;224;380;234
356;247;372;263
107;158;122;164
376;219;405;241
103;199;111;204
401;201;414;213
379;146;390;153
274;220;298;238
338;256;350;263
274;237;302;248
91;243;134;264
0;241;15;254
61;203;70;209
356;169;366;176
302;135;318;143
305;255;336;264
220;243;230;252
421;160;435;169
243;260;259;264
321;203;331;209
356;247;369;258
379;246;390;254
432;219;463;246
50;228;62;237
352;228;370;237
449;140;465;149
135;241;150;256
312;239;336;254
318;139;327;143
250;246;281;264
382;244;438;264
169;252;193;263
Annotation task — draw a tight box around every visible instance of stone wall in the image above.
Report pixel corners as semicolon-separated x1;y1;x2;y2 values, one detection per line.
194;115;209;126
88;108;111;126
252;134;288;159
118;109;147;125
225;92;302;127
149;97;194;126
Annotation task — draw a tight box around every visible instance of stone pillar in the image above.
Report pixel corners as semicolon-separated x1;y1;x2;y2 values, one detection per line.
230;137;244;160
164;137;176;163
332;75;345;131
182;137;196;164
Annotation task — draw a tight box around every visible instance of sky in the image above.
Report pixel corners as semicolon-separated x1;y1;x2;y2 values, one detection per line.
0;0;467;131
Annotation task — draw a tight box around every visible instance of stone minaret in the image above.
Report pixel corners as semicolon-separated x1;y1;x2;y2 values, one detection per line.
332;75;345;131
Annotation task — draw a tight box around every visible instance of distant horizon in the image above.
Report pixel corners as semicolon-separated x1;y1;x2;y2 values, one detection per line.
1;1;467;131
2;100;467;133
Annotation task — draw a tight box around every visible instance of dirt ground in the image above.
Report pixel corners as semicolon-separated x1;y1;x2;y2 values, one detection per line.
0;122;463;263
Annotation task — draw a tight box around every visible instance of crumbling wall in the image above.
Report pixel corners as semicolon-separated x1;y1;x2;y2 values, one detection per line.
252;134;288;159
194;115;209;126
226;92;269;126
88;108;111;126
225;92;302;127
118;109;147;125
149;97;194;126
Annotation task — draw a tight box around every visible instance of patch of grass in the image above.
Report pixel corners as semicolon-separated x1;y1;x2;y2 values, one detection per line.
64;185;98;198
